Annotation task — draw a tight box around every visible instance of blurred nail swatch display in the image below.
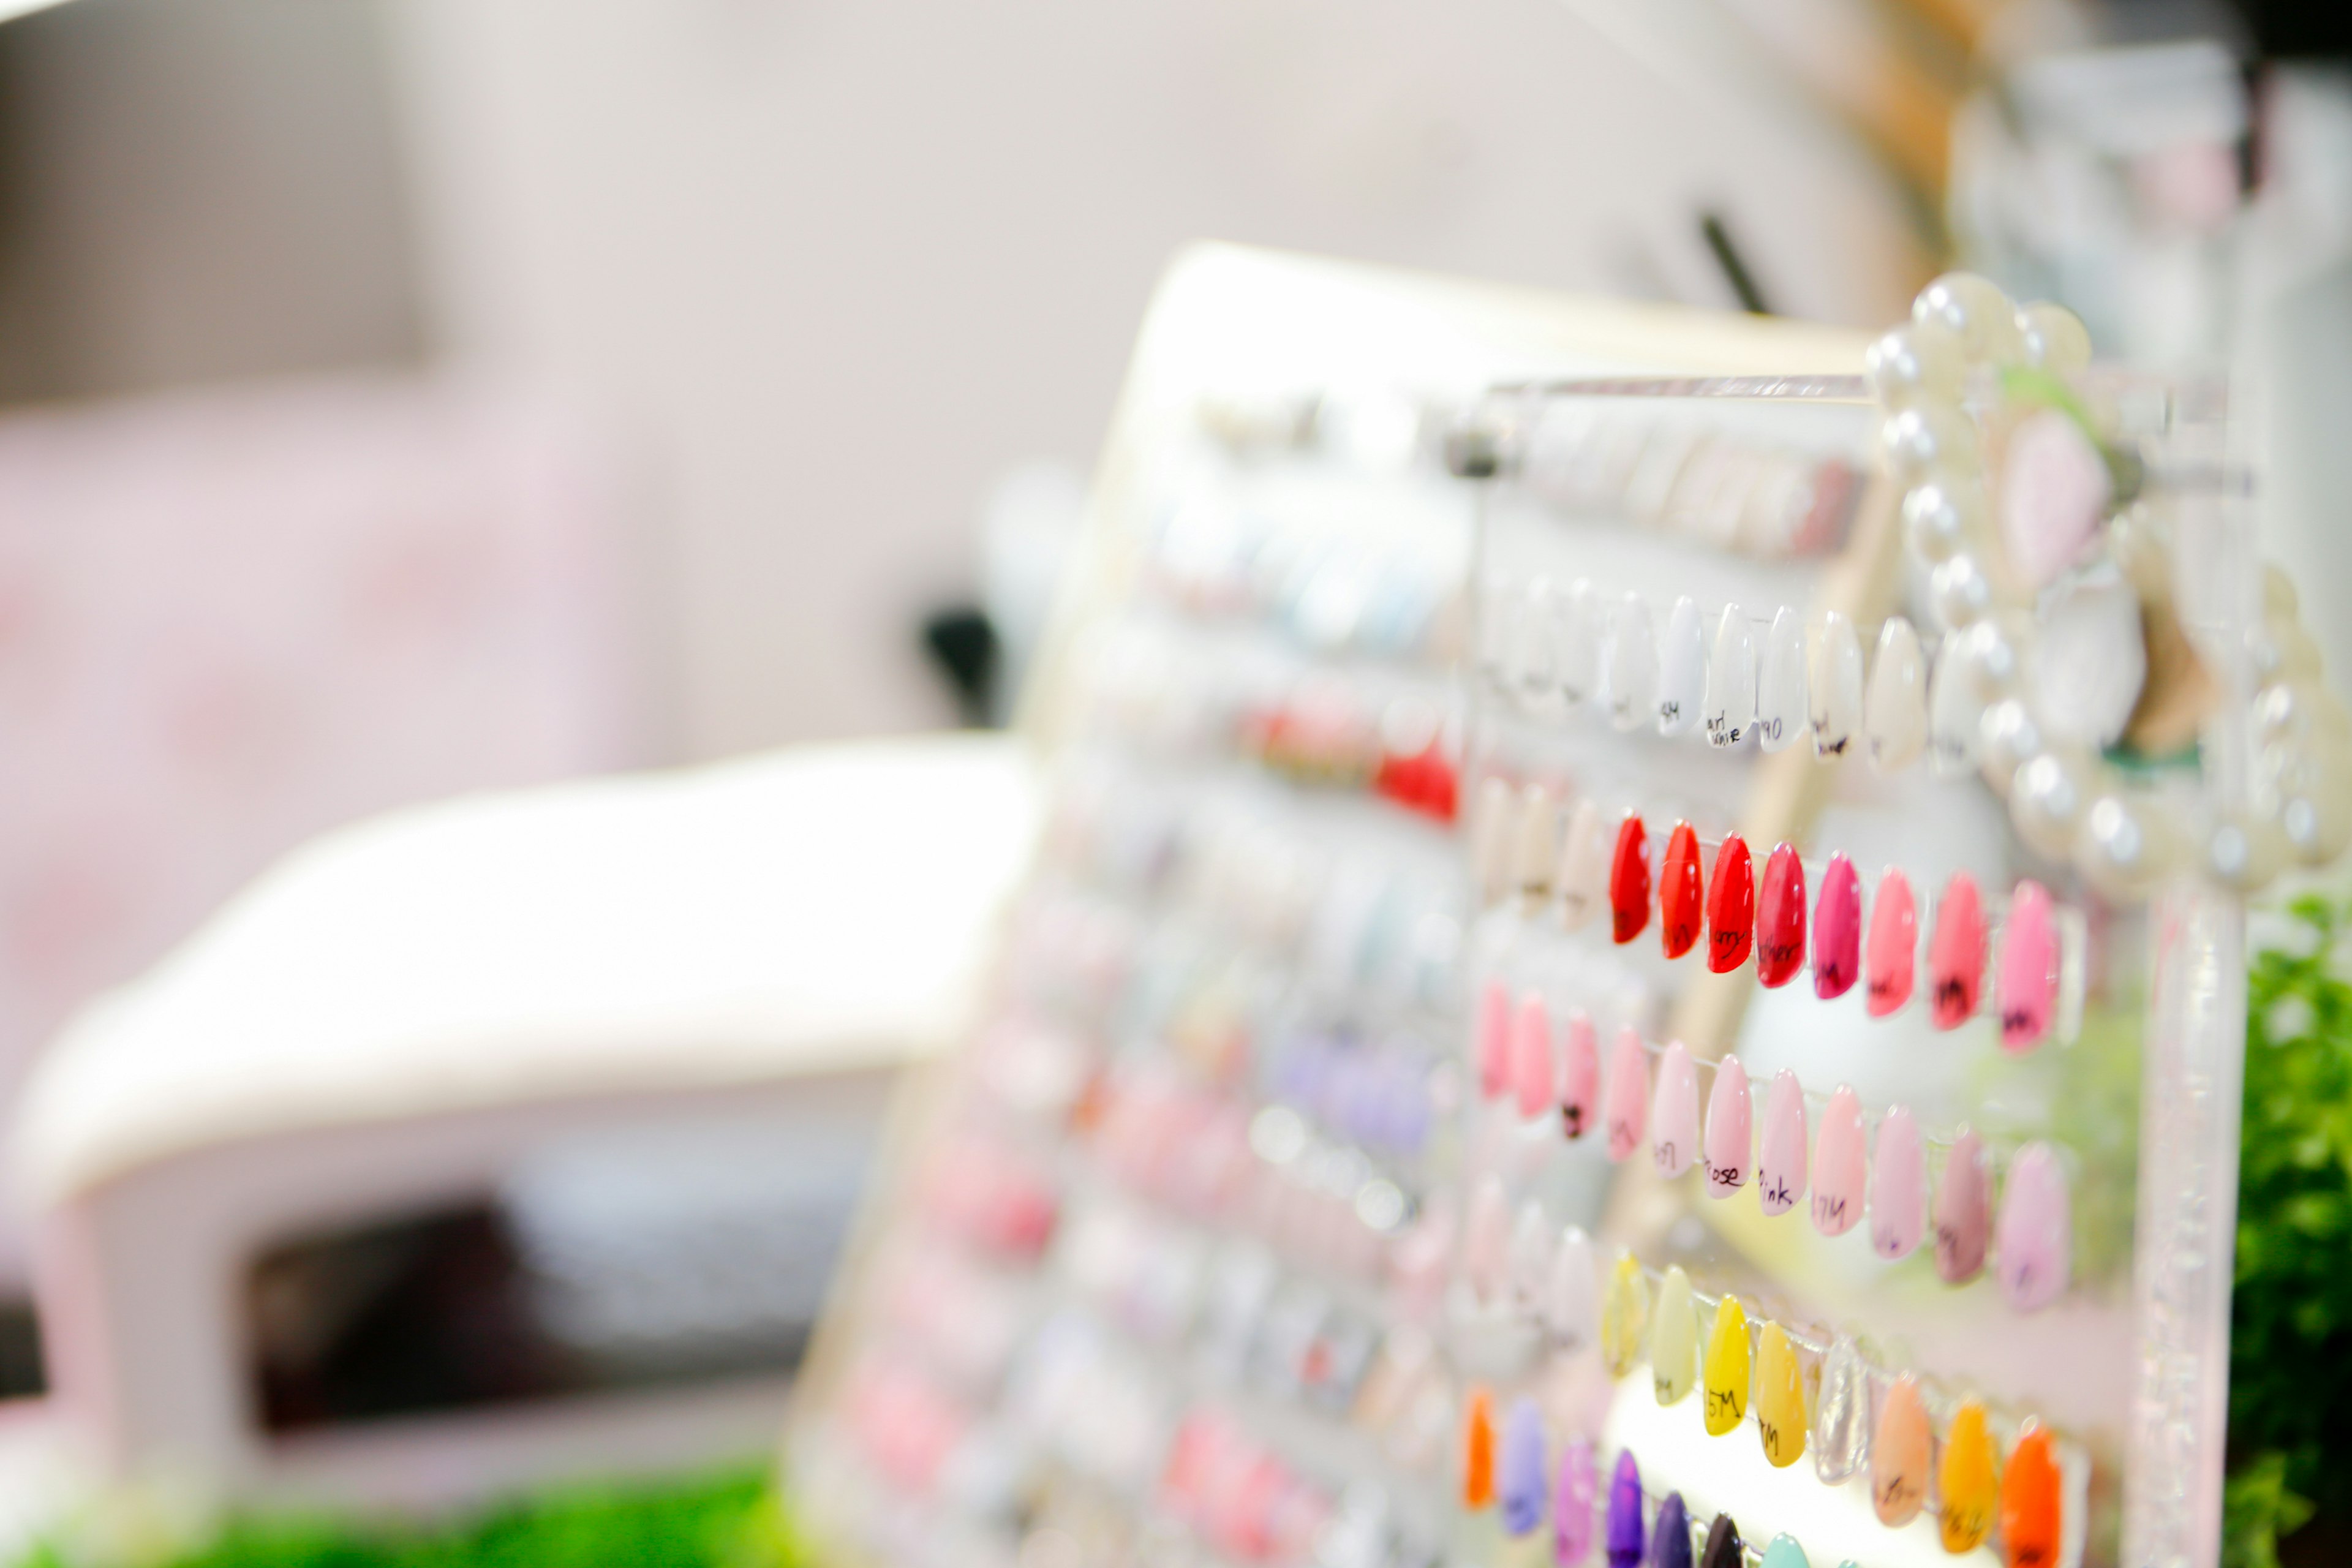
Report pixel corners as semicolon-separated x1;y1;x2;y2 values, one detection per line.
791;258;2301;1568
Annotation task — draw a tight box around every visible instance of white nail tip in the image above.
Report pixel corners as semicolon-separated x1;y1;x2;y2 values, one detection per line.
1757;606;1807;753
1657;595;1705;736
1808;612;1864;758
1864;616;1927;771
1705;604;1757;748
1605;594;1659;733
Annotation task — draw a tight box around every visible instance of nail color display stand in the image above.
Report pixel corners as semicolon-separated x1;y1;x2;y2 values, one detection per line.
780;244;2255;1568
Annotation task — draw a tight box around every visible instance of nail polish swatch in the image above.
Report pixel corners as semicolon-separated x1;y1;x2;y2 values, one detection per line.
1651;1264;1696;1406
1477;982;1511;1100
1561;1011;1600;1140
1658;595;1705;737
1610;813;1652;944
1606;1450;1645;1568
1702;1295;1749;1436
1756;842;1807;987
1651;1041;1700;1177
1757;606;1807;752
1514;784;1560;895
1865;868;1918;1016
1811;1085;1866;1237
1650;1493;1692;1568
1864;615;1926;771
1938;1400;1999;1553
1556;1438;1598;1562
1997;878;2059;1052
1935;1126;1991;1284
1928;633;1983;776
1706;833;1755;973
1702;1055;1751;1197
1995;1140;2072;1313
1811;1335;1867;1486
1755;1321;1806;1468
2000;1423;2063;1568
1546;1224;1599;1349
1705;605;1757;748
1513;992;1556;1120
1698;1513;1743;1568
1558;800;1608;930
1869;1104;1926;1260
1812;853;1861;999
1600;1251;1651;1379
1757;1068;1807;1217
1464;1175;1510;1300
1659;821;1704;959
1869;1375;1931;1526
1604;1025;1648;1163
1808;611;1863;758
1500;1395;1548;1537
1509;1200;1553;1310
1557;578;1602;706
1929;871;1986;1028
1606;594;1659;733
1758;1537;1811;1568
1461;1385;1497;1509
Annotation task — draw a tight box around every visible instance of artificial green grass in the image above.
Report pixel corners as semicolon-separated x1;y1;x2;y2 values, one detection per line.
19;1466;799;1568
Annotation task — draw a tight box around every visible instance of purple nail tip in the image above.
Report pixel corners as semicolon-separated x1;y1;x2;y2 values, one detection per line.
1500;1396;1549;1537
1649;1492;1691;1568
1606;1449;1645;1566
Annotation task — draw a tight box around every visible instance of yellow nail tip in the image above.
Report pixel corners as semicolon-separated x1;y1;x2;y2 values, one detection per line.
1702;1294;1749;1436
1651;1265;1696;1406
1600;1252;1651;1379
1937;1399;1999;1553
1755;1320;1806;1468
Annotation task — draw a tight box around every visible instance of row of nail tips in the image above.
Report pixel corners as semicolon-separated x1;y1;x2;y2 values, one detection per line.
1585;1261;2068;1560
1466;1022;2071;1310
1463;1404;1823;1567
1488;586;1971;774
1474;788;2073;1050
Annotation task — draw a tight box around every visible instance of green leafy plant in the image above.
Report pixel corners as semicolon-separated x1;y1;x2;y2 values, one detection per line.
2227;893;2352;1567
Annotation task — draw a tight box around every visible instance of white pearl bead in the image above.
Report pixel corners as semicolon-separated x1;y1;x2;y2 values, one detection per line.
1958;617;2022;694
1902;477;1987;563
2204;812;2288;892
1930;554;1994;629
2250;618;2323;684
2258;682;2352;748
1864;321;1967;406
1979;698;2042;778
1913;271;2026;365
2016;301;2092;373
2265;729;2352;867
2012;751;2090;860
2075;791;2178;899
1880;406;1978;481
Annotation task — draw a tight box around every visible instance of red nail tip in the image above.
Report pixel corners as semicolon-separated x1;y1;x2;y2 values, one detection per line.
1609;814;1651;944
1659;822;1704;959
1705;834;1755;973
1756;843;1807;988
1928;872;1986;1029
1813;853;1863;1000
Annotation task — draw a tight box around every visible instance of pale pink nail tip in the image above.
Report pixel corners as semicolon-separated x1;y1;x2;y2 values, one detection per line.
1757;1068;1808;1216
1997;880;2059;1054
1702;1054;1751;1198
1479;982;1512;1099
1935;1126;1991;1284
1603;1025;1648;1163
1811;1085;1866;1237
1995;1140;2071;1311
1869;1104;1924;1259
1513;992;1556;1118
1561;1012;1600;1141
1651;1041;1700;1176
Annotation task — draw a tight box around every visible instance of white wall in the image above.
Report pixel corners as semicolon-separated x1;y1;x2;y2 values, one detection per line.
384;0;1926;757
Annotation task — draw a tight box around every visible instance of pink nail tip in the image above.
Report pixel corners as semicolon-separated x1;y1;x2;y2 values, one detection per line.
1702;1054;1751;1198
1928;872;1987;1030
1996;880;2059;1053
1934;1126;1992;1284
1757;1068;1808;1217
1813;854;1862;1000
1995;1140;2071;1311
1478;982;1512;1099
1869;1104;1925;1259
1810;1085;1866;1237
1651;1041;1700;1177
1560;1012;1600;1141
1464;1175;1510;1300
1602;1025;1649;1164
1865;869;1917;1017
1512;992;1556;1118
